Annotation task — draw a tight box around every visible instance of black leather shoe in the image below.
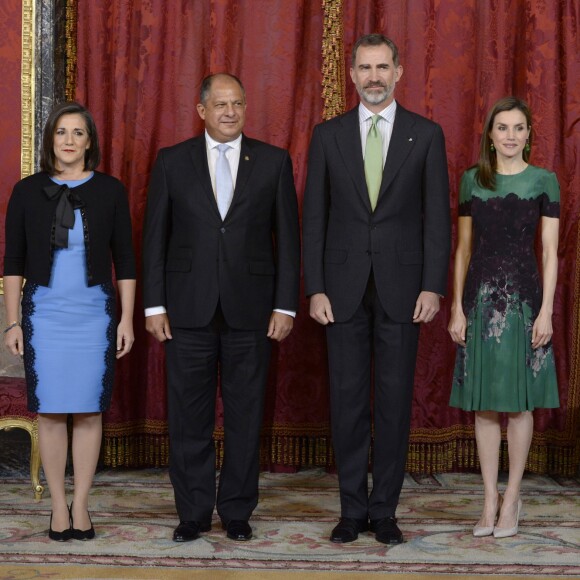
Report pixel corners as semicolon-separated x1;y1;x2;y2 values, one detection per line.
48;512;72;542
369;516;404;544
173;520;211;542
222;519;252;541
330;517;369;543
70;502;96;540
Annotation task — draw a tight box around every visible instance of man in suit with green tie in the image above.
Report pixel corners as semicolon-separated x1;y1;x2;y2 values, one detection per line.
303;34;450;545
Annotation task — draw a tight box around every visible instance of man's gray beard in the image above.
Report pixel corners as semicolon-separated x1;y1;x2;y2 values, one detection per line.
359;83;394;105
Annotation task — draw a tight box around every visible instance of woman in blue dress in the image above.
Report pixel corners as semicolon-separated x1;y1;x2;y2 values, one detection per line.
3;102;136;541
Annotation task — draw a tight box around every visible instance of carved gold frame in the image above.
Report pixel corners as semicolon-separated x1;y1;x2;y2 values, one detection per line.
21;0;35;179
0;1;43;501
0;417;43;500
0;0;34;299
0;1;35;298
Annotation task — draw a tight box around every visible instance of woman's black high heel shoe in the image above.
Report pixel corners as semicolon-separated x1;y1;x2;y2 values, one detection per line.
69;502;96;540
48;512;72;541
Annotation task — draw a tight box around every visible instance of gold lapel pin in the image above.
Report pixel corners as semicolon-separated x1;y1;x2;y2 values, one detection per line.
244;155;250;161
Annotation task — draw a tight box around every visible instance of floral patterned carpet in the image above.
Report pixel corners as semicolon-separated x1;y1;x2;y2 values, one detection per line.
0;455;578;577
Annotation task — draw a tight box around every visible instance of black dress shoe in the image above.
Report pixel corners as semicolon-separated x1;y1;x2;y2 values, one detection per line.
330;517;369;543
70;502;96;540
173;520;211;542
222;519;252;541
48;512;72;542
369;516;404;544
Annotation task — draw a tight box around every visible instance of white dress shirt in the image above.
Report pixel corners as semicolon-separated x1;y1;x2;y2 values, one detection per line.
145;131;295;319
206;132;242;196
358;100;397;166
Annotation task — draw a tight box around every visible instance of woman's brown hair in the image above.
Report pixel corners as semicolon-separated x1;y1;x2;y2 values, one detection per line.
475;96;532;191
40;101;101;175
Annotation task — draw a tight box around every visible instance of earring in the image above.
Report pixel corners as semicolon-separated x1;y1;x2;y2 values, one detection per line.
490;142;495;152
525;140;530;152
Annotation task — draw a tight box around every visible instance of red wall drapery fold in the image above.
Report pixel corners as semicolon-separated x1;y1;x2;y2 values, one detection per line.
73;0;580;474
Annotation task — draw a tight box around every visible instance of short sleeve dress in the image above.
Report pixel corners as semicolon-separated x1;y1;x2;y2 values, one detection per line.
449;164;560;412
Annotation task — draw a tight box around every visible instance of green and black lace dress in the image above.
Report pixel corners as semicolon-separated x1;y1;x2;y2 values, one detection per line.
449;165;560;412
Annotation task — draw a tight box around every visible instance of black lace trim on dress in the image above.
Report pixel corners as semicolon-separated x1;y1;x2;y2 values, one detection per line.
99;282;116;412
21;283;40;412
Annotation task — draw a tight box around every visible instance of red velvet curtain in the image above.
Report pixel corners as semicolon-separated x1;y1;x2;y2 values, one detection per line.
74;0;580;474
75;0;330;468
0;0;23;255
338;0;580;473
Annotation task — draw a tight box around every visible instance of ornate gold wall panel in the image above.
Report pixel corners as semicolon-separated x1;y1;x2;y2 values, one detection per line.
21;0;35;178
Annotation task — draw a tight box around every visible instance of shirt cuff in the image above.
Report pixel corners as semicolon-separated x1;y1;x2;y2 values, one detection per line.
274;308;296;318
145;306;295;318
145;306;167;317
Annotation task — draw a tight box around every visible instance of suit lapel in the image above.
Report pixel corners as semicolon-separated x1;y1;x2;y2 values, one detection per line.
335;109;373;213
227;136;254;217
189;137;221;218
378;105;417;202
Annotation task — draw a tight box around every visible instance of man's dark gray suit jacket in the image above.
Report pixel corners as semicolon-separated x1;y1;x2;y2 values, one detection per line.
143;134;300;330
303;104;450;323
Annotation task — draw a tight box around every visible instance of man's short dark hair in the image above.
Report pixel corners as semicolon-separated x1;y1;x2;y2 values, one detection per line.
351;34;400;67
199;73;246;105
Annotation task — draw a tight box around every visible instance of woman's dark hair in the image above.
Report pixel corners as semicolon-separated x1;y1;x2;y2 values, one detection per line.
475;96;532;191
40;101;101;175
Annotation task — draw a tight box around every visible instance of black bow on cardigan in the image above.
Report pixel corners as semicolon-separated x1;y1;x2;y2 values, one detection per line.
43;183;85;248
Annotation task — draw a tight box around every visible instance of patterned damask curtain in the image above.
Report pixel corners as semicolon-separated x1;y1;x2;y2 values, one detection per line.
70;0;579;475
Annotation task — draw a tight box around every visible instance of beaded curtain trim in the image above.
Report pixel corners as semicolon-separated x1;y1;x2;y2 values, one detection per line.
321;0;345;120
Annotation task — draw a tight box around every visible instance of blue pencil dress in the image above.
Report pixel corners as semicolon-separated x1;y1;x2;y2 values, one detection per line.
22;173;116;413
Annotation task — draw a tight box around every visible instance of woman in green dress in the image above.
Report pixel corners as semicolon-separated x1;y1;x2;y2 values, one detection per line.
448;97;560;538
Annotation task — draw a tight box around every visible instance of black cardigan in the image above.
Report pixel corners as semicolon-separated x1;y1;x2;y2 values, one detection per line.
3;171;136;286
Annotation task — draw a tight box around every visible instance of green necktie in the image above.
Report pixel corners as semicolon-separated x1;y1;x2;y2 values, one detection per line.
364;114;383;211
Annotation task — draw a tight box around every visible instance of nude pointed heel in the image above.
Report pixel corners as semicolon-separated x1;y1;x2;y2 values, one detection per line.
493;498;522;538
473;494;502;537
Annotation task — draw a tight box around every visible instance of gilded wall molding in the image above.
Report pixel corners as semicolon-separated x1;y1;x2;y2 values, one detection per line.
0;1;35;295
21;0;36;178
3;1;65;294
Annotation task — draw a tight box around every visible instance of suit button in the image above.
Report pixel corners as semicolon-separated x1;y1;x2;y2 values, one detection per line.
220;227;226;233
